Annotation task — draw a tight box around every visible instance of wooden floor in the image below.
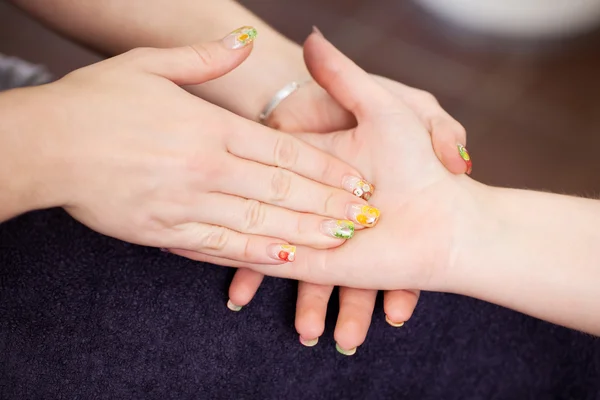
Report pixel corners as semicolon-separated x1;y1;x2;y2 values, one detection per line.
2;0;600;195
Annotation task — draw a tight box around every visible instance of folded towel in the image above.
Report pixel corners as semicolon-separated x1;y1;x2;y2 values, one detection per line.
1;209;598;400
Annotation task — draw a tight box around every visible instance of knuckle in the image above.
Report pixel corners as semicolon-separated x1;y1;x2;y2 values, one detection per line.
198;226;229;251
413;89;438;106
243;199;266;232
322;190;337;216
269;168;293;202
273;135;299;168
187;44;214;68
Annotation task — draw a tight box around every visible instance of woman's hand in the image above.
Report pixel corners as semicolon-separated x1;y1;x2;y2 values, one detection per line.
173;31;478;290
10;28;378;262
225;33;472;353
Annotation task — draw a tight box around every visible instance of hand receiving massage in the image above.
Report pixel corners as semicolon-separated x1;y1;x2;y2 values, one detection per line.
176;31;600;338
225;31;473;353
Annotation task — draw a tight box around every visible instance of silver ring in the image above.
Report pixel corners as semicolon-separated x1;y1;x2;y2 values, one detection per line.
258;80;310;124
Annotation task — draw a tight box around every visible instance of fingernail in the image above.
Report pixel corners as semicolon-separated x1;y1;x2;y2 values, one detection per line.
342;176;375;201
227;299;243;312
312;26;324;37
385;315;405;328
299;336;319;347
457;144;472;175
321;220;355;239
222;26;257;49
160;248;170;253
347;204;381;227
267;244;296;262
335;343;357;356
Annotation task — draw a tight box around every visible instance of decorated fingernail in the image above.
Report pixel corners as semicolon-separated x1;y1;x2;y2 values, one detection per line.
347;204;381;227
299;336;319;347
227;299;243;312
457;144;472;175
222;26;257;49
385;315;405;328
321;220;355;239
342;176;375;201
268;244;296;262
335;343;357;356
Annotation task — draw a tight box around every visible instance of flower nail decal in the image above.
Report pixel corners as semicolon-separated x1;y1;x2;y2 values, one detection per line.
457;144;472;175
223;26;258;49
348;204;381;227
343;176;375;201
321;220;355;239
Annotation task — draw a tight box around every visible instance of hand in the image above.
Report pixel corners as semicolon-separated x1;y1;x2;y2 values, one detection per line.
174;31;479;289
219;33;472;353
25;28;377;262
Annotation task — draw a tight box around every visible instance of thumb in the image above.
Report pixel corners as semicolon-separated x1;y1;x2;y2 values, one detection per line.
303;27;396;120
130;26;257;86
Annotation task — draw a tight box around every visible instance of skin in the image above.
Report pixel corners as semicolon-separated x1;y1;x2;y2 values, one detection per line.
7;0;470;348
175;32;600;336
0;36;372;262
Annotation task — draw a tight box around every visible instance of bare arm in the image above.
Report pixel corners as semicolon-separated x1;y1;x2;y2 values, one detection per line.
9;0;308;119
449;185;600;335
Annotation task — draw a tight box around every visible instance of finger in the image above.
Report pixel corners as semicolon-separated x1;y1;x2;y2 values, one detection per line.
371;76;472;174
225;121;375;200
183;193;378;248
383;289;420;327
295;282;334;347
217;156;373;232
227;269;265;311
334;288;378;356
162;222;294;265
303;28;397;119
129;26;256;86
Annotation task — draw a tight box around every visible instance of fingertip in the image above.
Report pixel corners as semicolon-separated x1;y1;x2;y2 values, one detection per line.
383;290;419;323
334;318;368;350
228;269;264;306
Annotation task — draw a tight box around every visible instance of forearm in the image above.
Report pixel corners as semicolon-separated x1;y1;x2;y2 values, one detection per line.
0;88;63;221
451;184;600;334
10;0;308;119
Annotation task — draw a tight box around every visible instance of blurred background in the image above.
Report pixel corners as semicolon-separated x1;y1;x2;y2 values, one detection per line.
1;0;600;195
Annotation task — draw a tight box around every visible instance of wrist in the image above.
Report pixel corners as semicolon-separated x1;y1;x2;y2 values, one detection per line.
426;176;497;293
0;87;68;220
190;31;310;120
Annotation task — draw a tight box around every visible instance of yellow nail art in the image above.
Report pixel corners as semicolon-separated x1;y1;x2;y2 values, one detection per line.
342;176;375;201
335;343;357;356
385;315;405;328
348;204;381;227
227;299;242;312
222;26;258;49
457;144;473;175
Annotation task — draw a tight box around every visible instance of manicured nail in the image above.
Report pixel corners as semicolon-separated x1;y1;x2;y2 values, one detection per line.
227;299;243;312
457;144;472;175
268;244;296;262
385;315;405;328
342;176;375;201
222;26;257;49
335;343;357;356
160;248;170;253
321;220;355;239
347;204;381;227
312;26;324;37
299;336;319;347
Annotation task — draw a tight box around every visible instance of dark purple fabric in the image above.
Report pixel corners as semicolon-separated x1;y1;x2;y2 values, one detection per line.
1;209;599;399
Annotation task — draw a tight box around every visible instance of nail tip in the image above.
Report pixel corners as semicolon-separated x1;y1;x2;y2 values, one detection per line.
335;343;357;356
300;337;319;347
385;315;405;328
226;300;243;312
